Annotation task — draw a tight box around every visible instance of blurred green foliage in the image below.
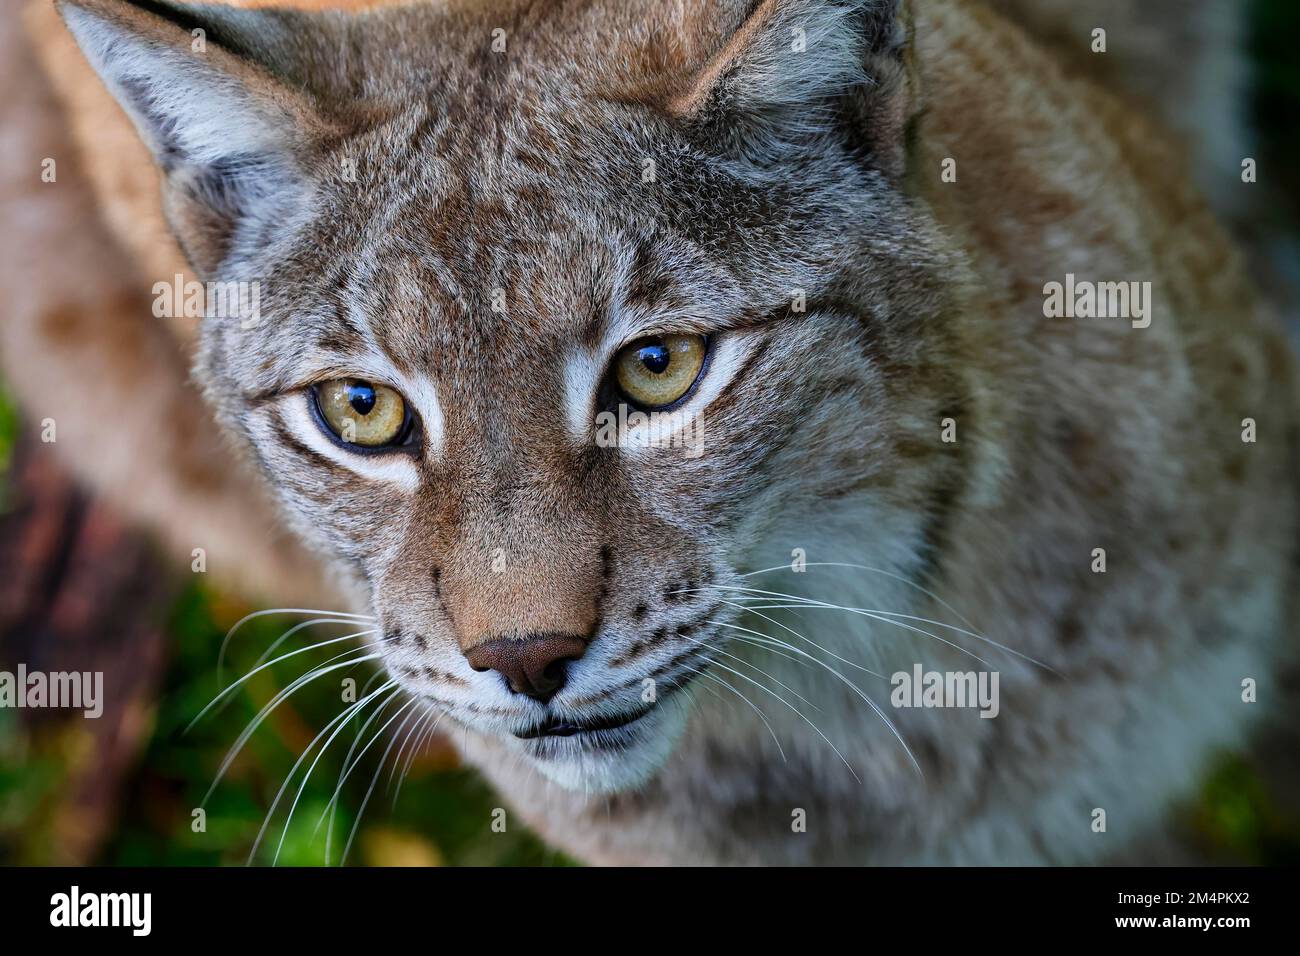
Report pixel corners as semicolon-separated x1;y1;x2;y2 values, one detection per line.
1192;756;1300;866
100;584;569;866
0;383;17;513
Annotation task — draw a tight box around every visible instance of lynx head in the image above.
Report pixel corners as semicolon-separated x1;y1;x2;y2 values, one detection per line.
62;0;965;792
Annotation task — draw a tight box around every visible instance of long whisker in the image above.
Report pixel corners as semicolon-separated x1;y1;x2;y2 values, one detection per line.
321;696;422;865
355;667;390;705
392;709;447;809
255;681;399;866
716;629;818;673
340;712;416;866
201;649;382;805
678;635;819;710
249;617;376;671
385;707;431;796
678;661;786;762
740;560;983;634
706;618;920;778
702;656;862;784
318;686;408;855
206;620;375;725
692;585;996;668
712;577;1055;673
748;600;1059;673
218;607;374;677
188;630;379;734
387;704;439;799
722;600;890;681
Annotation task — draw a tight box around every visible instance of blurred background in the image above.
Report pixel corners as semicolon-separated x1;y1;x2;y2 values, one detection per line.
1;0;1298;866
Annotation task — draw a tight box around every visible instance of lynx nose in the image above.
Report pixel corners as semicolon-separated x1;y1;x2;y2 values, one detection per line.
464;634;588;704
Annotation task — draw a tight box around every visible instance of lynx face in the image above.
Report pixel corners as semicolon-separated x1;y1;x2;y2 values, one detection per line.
63;0;959;791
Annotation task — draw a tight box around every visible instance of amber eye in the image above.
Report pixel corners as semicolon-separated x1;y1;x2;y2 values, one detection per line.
613;334;707;409
314;378;408;447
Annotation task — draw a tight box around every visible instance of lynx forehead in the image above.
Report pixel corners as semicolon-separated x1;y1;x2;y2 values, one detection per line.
43;0;1300;864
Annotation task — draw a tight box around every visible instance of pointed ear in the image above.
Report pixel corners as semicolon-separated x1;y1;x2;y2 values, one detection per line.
671;0;913;174
56;0;338;274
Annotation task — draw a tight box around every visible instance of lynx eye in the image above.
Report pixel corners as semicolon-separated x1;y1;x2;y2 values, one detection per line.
613;334;707;409
313;378;408;447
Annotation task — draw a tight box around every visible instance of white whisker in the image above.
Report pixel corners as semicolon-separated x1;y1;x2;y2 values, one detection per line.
741;560;983;633
393;709;447;809
706;617;920;778
340;711;416;866
722;601;890;681
319;687;407;856
677;634;819;710
704;657;863;784
321;696;422;864
188;630;379;734
703;573;1056;673
679;662;786;762
201;649;382;805
255;681;399;866
217;607;374;677
695;584;996;668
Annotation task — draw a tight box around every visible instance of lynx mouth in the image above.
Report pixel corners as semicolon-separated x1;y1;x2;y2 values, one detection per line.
514;705;653;740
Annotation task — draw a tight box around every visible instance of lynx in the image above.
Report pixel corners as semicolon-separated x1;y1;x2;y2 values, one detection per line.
3;0;1296;864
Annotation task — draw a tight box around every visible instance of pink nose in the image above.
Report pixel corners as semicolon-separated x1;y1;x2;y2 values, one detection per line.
464;633;588;703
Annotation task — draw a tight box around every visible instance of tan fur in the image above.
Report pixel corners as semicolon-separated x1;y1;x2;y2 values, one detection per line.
4;0;1296;864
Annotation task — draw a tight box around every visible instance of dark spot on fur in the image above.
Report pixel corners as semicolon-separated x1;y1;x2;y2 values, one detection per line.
894;437;935;460
610;640;648;668
913;396;968;586
1059;613;1083;647
423;666;468;687
1056;417;1097;470
432;566;457;632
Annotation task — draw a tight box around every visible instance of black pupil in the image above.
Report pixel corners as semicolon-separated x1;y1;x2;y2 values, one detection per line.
347;382;377;416
638;343;671;375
